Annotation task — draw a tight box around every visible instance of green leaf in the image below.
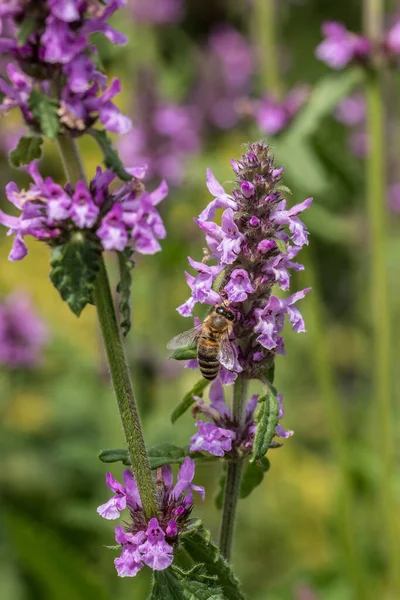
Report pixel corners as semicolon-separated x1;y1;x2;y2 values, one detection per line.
276;184;292;195
214;462;227;510
171;379;210;424
98;448;131;466
49;234;101;317
28;89;60;139
98;443;190;469
9;135;43;167
116;247;135;337
90;129;132;181
170;347;198;361
266;362;275;385
5;510;112;600
285;68;365;143
17;17;39;45
240;457;270;499
274;237;287;254
149;565;223;600
181;523;245;600
252;392;280;461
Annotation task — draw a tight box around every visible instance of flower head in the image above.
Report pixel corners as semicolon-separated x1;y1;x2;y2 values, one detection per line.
98;458;204;577
0;162;167;261
316;21;371;69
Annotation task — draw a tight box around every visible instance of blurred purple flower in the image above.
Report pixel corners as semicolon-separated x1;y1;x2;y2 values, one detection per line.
0;161;167;260
388;183;400;212
98;457;204;577
335;93;366;126
386;19;400;54
316;21;371;69
0;291;48;369
256;85;310;136
129;0;184;24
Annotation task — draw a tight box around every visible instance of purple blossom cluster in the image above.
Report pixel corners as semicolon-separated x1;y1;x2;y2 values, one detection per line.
316;19;400;69
0;0;131;135
254;85;310;136
119;71;201;185
0;161;167;261
97;458;204;577
0;291;48;369
189;379;293;458
178;141;312;384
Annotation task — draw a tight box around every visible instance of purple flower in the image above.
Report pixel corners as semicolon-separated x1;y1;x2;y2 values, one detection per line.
316;21;371;69
189;379;292;458
335;93;366;127
0;292;48;369
174;140;312;398
256;85;309;136
0;162;167;260
98;457;204;577
129;0;184;24
386;19;400;54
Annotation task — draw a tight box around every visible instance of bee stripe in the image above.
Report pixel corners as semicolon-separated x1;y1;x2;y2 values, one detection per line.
199;364;219;373
198;356;219;366
202;373;217;380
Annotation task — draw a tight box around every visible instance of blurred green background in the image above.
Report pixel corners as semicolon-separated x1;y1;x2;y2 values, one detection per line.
1;1;399;599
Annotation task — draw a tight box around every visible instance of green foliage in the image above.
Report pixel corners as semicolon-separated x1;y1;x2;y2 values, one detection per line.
9;135;43;167
170;347;198;360
181;522;245;600
5;511;112;600
214;463;227;510
252;392;280;461
240;457;270;499
90;129;132;181
99;443;190;469
274;237;287;255
149;565;223;600
117;248;135;337
171;379;210;423
49;234;101;316
28;90;60;139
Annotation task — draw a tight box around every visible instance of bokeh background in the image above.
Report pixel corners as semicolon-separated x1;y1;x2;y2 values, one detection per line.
1;1;399;599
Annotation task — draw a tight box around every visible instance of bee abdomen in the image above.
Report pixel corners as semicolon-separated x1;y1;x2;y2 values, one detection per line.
197;345;220;381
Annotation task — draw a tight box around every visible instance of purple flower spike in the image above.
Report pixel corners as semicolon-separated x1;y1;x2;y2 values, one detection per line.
173;457;205;500
225;269;254;303
190;421;236;456
316;21;371;69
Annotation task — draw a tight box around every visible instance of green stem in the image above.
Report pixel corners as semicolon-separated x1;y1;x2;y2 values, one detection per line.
219;376;249;560
252;0;283;99
364;0;398;594
304;253;367;600
56;134;158;520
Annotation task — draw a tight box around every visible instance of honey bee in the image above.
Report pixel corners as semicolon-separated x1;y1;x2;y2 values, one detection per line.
167;303;236;381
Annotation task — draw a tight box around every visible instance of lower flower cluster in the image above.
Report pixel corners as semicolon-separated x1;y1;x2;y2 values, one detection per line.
97;457;204;577
189;379;293;458
0;162;167;260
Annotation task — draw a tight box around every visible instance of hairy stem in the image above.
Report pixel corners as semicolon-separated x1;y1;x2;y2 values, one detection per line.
364;0;398;593
219;376;249;560
56;134;158;520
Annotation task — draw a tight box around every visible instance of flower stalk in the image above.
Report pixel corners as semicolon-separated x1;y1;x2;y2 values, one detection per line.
219;375;248;560
55;134;158;521
364;0;398;591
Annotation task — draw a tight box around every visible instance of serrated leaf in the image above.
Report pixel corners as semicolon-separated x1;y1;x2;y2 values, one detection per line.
90;129;132;181
49;234;101;316
171;379;210;424
9;135;43;167
170;347;198;361
285;68;365;143
181;524;245;600
116;247;134;337
150;565;223;600
98;448;131;466
252;392;280;461
28;89;60;139
274;237;287;254
240;457;270;499
98;444;190;469
17;17;39;45
276;184;292;195
214;463;227;510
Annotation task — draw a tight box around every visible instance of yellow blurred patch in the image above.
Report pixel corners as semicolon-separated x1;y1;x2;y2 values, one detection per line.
3;392;51;431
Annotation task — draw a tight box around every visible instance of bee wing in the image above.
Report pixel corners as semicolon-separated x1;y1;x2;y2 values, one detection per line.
167;324;203;350
218;333;236;370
